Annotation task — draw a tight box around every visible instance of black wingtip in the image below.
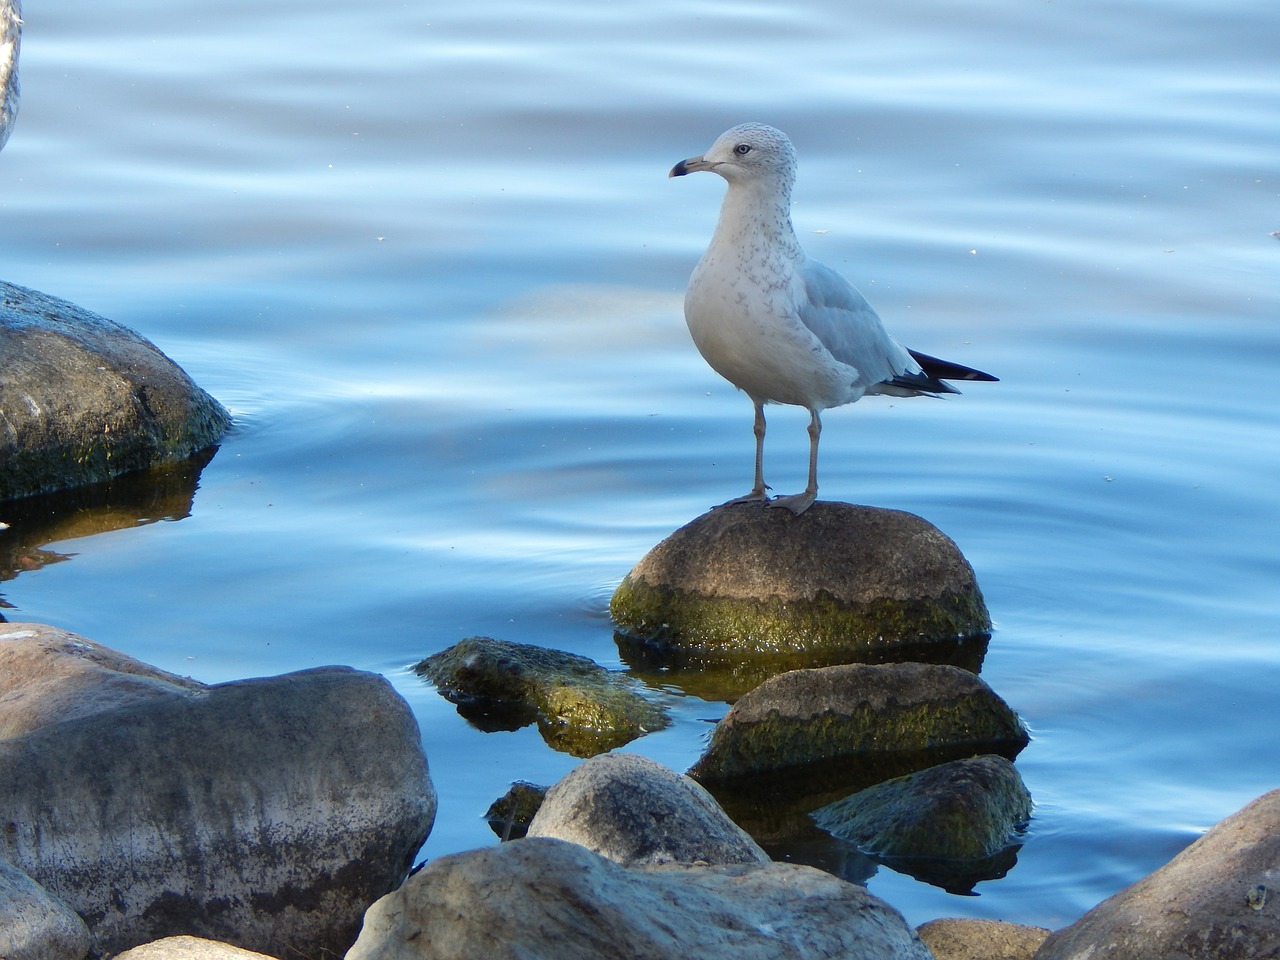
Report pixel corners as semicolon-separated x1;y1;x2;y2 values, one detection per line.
908;349;999;383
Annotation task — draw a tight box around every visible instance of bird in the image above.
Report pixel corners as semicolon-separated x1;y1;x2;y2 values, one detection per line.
669;122;996;515
0;0;20;152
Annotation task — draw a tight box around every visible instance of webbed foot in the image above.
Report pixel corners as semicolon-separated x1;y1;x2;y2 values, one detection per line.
766;490;817;515
714;486;770;509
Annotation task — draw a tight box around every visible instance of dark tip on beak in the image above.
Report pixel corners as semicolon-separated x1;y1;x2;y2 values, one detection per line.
669;155;710;178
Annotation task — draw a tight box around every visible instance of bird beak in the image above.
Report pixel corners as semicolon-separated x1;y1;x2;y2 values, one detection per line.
669;155;714;178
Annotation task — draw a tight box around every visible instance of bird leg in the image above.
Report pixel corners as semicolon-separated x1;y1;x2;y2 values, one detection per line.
768;408;820;515
716;399;771;507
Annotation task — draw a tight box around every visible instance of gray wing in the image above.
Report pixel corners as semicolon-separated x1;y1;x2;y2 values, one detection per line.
795;257;941;394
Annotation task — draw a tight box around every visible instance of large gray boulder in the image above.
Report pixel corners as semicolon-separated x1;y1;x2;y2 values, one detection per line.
0;857;90;960
0;280;231;501
610;502;991;682
0;624;436;958
527;752;768;866
1035;788;1280;960
346;836;933;960
0;622;204;738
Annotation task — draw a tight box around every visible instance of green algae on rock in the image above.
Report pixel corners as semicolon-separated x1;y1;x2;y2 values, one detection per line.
415;637;670;758
812;754;1031;862
484;781;548;841
610;502;991;673
1;280;231;501
688;662;1028;792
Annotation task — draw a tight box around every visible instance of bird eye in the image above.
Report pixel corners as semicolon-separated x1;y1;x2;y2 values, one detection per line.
733;143;752;156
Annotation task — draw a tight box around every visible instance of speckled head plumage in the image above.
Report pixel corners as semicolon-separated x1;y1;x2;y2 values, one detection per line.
669;122;798;191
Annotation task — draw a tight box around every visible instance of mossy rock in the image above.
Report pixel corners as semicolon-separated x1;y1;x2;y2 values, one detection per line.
688;662;1028;794
484;781;548;841
1;280;231;501
415;637;670;758
812;754;1031;861
610;502;991;673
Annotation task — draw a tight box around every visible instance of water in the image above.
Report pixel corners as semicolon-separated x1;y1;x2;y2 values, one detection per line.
2;0;1278;933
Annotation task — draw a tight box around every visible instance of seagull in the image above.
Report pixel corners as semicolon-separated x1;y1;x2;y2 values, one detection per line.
0;0;19;152
669;122;996;515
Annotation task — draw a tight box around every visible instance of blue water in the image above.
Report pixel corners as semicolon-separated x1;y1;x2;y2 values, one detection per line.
3;0;1278;932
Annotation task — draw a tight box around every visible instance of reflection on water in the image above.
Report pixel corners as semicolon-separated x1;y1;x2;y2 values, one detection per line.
0;448;219;611
618;632;990;703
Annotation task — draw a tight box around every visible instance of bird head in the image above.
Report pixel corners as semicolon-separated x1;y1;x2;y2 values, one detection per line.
669;123;798;188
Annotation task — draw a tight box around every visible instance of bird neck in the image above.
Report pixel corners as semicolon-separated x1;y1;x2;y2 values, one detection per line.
713;178;804;263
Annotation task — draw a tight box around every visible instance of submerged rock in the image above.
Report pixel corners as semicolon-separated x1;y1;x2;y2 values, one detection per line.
1035;788;1280;960
484;781;548;841
527;753;768;867
812;755;1031;860
0;857;91;960
688;662;1028;794
0;280;231;501
610;502;991;676
0;625;436;958
416;636;670;757
915;918;1049;960
811;754;1031;893
346;836;934;960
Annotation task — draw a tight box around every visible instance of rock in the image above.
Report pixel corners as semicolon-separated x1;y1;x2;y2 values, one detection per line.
0;279;231;501
415;636;670;757
0;633;436;959
1035;788;1280;960
812;755;1031;860
0;622;203;739
917;918;1049;960
688;662;1028;795
346;836;933;960
527;753;768;866
484;781;548;840
113;937;278;960
0;858;90;960
610;502;991;679
811;755;1031;894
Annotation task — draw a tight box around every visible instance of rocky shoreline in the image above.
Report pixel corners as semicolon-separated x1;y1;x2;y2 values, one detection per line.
2;287;1275;959
3;621;1276;960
